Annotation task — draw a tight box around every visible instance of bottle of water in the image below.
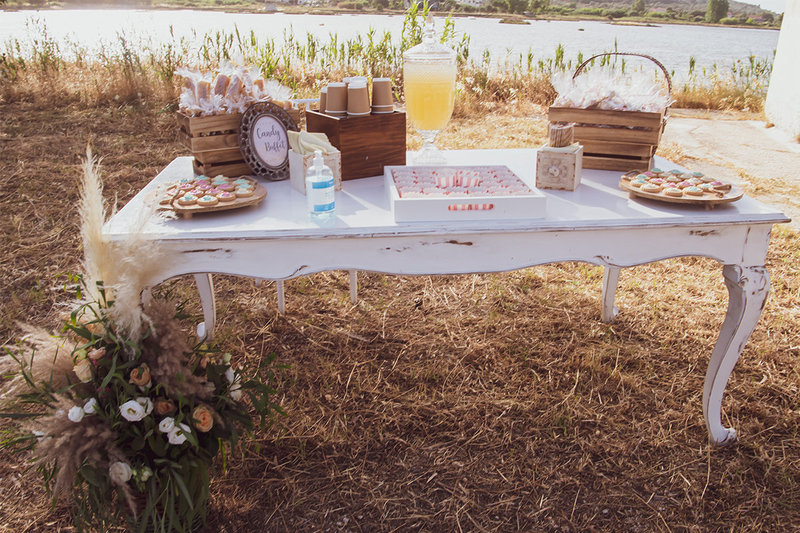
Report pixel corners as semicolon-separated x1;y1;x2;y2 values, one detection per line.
305;150;335;222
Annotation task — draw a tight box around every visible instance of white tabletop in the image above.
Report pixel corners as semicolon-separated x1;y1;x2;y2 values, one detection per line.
104;149;789;242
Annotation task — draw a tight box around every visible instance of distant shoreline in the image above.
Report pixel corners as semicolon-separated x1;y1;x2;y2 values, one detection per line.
0;3;781;31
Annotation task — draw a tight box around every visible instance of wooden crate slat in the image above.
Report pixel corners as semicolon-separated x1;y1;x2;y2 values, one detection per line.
574;125;662;145
193;148;243;165
192;159;252;178
180;130;241;152
581;140;654;158
583;155;651;172
177;112;242;135
549;106;664;129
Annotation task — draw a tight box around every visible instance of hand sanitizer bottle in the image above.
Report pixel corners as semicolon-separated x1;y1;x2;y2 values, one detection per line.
305;150;335;222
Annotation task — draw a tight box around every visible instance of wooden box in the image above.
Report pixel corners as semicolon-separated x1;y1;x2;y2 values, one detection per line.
305;110;406;180
536;144;583;191
177;112;246;177
548;107;666;172
177;108;304;177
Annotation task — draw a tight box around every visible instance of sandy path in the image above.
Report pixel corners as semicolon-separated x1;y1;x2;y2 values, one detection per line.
661;109;800;227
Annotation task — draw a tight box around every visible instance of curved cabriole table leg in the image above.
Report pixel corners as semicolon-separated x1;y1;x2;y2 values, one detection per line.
601;266;621;323
193;273;217;341
703;264;770;446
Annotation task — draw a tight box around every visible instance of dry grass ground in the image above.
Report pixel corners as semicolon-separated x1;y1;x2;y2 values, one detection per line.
1;100;799;532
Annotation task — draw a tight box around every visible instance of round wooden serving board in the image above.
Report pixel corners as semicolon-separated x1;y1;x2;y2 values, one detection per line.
161;178;268;218
619;179;743;208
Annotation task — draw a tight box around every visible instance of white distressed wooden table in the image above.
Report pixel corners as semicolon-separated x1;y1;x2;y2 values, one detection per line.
105;149;790;446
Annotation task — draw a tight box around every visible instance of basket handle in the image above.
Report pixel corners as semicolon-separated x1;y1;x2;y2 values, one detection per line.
572;52;672;97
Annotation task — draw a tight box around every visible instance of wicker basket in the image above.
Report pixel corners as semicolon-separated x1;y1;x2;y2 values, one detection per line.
548;52;671;172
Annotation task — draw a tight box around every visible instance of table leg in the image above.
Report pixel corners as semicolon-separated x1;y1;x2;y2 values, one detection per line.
601;266;621;323
349;270;358;304
703;264;770;446
193;273;217;341
276;280;286;315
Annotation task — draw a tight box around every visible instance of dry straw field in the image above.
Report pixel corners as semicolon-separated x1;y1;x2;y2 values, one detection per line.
1;69;799;531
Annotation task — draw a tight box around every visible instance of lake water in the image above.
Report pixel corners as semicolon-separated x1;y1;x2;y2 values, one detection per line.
0;9;779;79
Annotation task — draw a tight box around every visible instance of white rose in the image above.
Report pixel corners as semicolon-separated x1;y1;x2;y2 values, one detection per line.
158;417;175;433
135;397;154;416
67;406;85;423
168;423;191;445
109;461;132;485
119;400;146;422
225;367;242;401
83;398;99;415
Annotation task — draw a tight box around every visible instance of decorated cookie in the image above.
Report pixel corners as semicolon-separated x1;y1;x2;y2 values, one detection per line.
217;183;235;192
666;176;683;183
663;187;683;197
641;183;662;193
178;194;197;206
197;195;219;207
677;180;693;189
179;177;196;184
217;191;236;202
235;187;254;198
684;186;704;196
234;178;252;186
648;178;665;185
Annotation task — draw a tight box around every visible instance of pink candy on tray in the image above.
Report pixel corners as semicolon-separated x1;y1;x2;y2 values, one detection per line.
391;166;534;199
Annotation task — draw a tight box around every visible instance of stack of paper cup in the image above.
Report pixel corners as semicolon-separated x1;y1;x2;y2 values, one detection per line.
347;80;371;116
319;86;327;112
325;82;347;116
371;78;394;114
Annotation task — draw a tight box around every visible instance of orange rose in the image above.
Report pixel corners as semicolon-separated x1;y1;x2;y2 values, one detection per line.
154;399;175;416
191;405;214;432
129;364;151;388
73;357;93;383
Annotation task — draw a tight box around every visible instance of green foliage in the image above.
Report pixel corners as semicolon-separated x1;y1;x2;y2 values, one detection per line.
630;0;645;16
705;0;728;23
529;0;549;13
602;7;628;18
507;0;527;14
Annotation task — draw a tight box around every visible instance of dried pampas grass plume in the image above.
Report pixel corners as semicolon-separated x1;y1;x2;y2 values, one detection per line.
0;324;76;403
79;145;172;348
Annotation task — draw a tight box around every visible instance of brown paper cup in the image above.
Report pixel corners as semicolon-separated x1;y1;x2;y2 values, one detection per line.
325;82;347;114
371;78;393;107
347;83;371;116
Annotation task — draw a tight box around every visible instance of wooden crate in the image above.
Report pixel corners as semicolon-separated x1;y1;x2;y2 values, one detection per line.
177;108;304;177
548;106;666;172
305;110;406;180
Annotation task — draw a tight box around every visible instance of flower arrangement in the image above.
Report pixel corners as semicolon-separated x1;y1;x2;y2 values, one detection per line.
2;149;282;532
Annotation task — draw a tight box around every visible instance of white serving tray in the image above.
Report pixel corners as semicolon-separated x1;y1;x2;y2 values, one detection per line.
384;165;547;223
